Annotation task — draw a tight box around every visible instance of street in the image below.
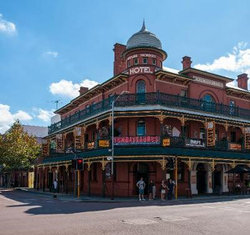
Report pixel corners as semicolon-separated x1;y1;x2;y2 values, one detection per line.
1;189;250;235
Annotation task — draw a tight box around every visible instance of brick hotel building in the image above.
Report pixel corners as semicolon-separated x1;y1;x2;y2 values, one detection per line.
37;22;250;197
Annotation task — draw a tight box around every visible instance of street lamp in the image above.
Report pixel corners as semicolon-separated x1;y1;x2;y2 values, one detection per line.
110;90;128;200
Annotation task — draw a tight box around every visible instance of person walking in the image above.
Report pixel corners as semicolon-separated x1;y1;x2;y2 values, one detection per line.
160;180;167;200
136;177;146;201
167;178;174;200
148;180;155;200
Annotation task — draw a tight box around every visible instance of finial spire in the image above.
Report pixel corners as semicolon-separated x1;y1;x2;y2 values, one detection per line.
140;19;146;32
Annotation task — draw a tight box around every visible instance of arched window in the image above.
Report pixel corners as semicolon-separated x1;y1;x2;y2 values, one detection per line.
136;80;146;94
202;94;215;103
137;120;146;136
136;80;146;104
202;94;215;112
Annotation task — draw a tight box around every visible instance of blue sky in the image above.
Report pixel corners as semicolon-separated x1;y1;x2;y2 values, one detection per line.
0;0;250;133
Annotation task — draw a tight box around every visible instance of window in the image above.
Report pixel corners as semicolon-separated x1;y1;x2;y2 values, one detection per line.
143;57;148;64
127;60;131;67
152;58;156;65
230;131;236;143
200;128;205;139
133;58;138;65
137;120;146;136
180;90;187;97
136;80;146;93
229;100;236;115
136;80;146;103
202;94;215;111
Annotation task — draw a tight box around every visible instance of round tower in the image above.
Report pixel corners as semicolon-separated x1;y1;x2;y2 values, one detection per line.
123;21;167;93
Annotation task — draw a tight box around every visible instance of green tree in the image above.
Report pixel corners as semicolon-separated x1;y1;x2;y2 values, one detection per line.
0;121;40;172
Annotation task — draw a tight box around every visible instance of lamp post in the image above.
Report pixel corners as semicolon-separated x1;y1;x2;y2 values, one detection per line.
110;91;128;200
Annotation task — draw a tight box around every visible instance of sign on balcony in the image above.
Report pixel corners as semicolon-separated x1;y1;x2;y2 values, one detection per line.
229;143;242;151
87;142;95;149
185;138;205;148
56;134;63;152
162;138;171;147
207;121;215;147
245;127;250;150
114;136;161;146
99;140;110;148
42;139;49;156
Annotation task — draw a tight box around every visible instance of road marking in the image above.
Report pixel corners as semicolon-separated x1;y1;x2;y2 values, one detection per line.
122;218;158;225
156;216;189;222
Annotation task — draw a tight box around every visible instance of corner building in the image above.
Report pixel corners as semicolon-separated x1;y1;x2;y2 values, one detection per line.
37;22;250;197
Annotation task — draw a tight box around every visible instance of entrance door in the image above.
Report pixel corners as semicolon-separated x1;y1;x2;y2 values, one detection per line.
196;163;207;194
213;165;223;194
135;163;149;195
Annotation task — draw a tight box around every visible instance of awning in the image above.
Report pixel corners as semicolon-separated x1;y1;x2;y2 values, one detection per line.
225;165;250;174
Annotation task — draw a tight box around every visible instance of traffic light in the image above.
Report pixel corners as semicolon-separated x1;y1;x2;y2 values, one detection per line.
72;158;84;170
77;159;83;170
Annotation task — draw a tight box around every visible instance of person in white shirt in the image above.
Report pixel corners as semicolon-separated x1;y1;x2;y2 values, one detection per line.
136;177;146;201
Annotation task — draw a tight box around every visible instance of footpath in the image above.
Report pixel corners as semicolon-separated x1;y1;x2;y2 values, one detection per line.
14;187;250;204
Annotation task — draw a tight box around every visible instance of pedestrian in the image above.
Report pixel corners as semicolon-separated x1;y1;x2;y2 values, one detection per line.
152;182;156;200
53;179;58;193
148;180;155;200
160;180;167;200
167;178;174;200
136;177;146;201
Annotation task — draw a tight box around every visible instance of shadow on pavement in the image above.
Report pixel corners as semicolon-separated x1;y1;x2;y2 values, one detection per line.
1;189;250;216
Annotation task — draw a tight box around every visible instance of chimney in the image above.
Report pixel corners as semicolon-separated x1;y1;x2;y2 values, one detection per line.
182;56;192;70
237;73;249;90
79;86;88;95
113;43;126;76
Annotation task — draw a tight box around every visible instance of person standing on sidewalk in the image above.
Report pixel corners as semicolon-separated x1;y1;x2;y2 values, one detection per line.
160;180;167;200
53;179;58;193
167;178;174;200
148;180;155;200
136;177;146;201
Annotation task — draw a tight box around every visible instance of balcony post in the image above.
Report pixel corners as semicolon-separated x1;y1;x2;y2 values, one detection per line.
180;116;185;138
87;162;91;197
101;159;107;198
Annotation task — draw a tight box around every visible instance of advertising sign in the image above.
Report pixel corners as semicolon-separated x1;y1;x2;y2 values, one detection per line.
207;121;215;147
114;136;160;146
162;138;170;147
245;127;250;150
229;143;242;151
99;140;110;148
185;138;205;148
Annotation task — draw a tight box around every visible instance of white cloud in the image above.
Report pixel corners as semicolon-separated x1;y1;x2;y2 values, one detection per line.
0;104;32;134
44;51;58;58
0;14;16;34
36;108;55;122
194;42;250;75
49;79;99;98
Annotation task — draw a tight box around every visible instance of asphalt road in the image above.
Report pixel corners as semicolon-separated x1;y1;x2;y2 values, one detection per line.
1;189;250;235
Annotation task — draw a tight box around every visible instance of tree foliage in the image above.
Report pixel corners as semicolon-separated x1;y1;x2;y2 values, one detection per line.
0;121;40;171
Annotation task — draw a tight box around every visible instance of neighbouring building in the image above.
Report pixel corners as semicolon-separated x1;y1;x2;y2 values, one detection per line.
0;125;48;188
37;22;250;197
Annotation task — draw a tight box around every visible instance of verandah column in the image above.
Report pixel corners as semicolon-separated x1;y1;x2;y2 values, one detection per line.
87;162;91;196
101;159;107;198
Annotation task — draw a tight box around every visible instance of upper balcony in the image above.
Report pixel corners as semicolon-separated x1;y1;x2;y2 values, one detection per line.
48;92;250;135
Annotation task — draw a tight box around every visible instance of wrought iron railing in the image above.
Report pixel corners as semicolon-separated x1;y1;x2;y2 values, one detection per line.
48;92;250;134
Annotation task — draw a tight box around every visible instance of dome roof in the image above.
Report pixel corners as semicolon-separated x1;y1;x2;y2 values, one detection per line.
126;21;162;50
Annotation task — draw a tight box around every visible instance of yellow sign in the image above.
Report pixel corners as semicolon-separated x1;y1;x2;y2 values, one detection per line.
162;138;170;147
99;140;110;148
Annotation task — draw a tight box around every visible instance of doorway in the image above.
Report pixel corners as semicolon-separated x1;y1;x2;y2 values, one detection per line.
134;163;149;195
196;163;207;194
213;165;223;194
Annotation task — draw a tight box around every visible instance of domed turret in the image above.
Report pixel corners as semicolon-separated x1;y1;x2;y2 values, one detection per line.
126;21;162;50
